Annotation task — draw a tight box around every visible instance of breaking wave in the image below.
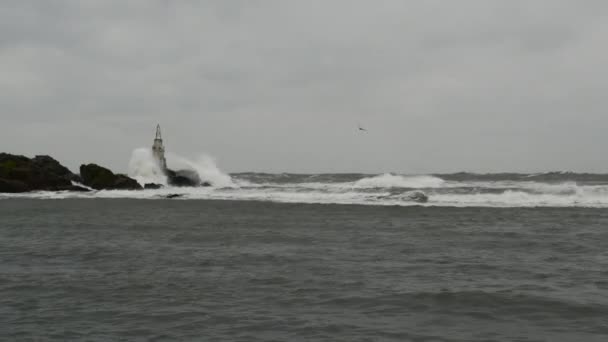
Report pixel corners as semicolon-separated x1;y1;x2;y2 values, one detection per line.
166;153;235;188
353;174;445;189
127;148;235;188
5;171;608;208
128;148;168;186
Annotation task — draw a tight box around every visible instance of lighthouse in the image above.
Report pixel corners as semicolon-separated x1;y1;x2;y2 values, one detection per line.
152;124;167;172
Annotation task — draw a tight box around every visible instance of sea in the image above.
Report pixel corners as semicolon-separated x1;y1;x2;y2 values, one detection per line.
1;172;608;341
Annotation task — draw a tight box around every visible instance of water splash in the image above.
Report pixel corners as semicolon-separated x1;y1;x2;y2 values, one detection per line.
128;148;168;186
8;169;608;208
166;153;235;188
128;147;234;188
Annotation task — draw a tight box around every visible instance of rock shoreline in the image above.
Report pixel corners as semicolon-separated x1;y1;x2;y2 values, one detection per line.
0;153;208;193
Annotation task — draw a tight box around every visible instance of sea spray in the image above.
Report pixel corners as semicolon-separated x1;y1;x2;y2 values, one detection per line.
166;153;235;188
128;147;235;188
8;169;608;207
128;148;168;186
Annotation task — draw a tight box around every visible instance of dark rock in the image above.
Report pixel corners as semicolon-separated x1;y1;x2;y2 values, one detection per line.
407;191;429;203
114;175;142;190
0;178;29;193
31;155;80;183
176;169;201;184
0;153;78;193
80;164;142;190
169;175;196;187
144;183;163;190
166;168;202;187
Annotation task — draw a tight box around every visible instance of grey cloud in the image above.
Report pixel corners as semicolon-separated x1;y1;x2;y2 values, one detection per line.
1;0;608;173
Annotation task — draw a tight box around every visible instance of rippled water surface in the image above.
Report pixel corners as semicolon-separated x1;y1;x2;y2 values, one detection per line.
1;199;608;341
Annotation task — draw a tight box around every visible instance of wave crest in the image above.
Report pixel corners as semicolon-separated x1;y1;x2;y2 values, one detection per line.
128;148;234;188
354;174;445;189
166;153;235;188
7;170;608;208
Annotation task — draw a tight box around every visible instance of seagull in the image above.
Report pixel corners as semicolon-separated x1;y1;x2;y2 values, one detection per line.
358;123;368;132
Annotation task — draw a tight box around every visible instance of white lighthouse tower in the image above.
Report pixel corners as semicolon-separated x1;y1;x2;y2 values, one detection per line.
152;124;167;172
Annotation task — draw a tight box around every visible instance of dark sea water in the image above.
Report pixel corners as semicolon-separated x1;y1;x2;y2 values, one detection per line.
1;198;607;341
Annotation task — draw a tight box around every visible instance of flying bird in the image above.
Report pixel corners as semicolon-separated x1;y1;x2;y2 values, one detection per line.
358;123;368;132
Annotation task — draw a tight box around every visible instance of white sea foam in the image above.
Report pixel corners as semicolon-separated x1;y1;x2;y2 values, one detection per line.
4;171;608;208
166;153;236;188
71;181;94;191
429;190;608;208
127;147;235;188
353;173;445;188
128;148;168;186
237;174;446;191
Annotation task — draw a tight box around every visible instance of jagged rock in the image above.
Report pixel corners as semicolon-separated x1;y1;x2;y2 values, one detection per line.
168;175;196;187
0;153;79;193
407;191;429;203
0;178;29;193
80;164;142;190
114;175;142;190
144;183;163;189
31;155;80;183
166;168;202;187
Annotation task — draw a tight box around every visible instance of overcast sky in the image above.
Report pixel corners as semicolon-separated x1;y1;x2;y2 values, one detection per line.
1;1;607;173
